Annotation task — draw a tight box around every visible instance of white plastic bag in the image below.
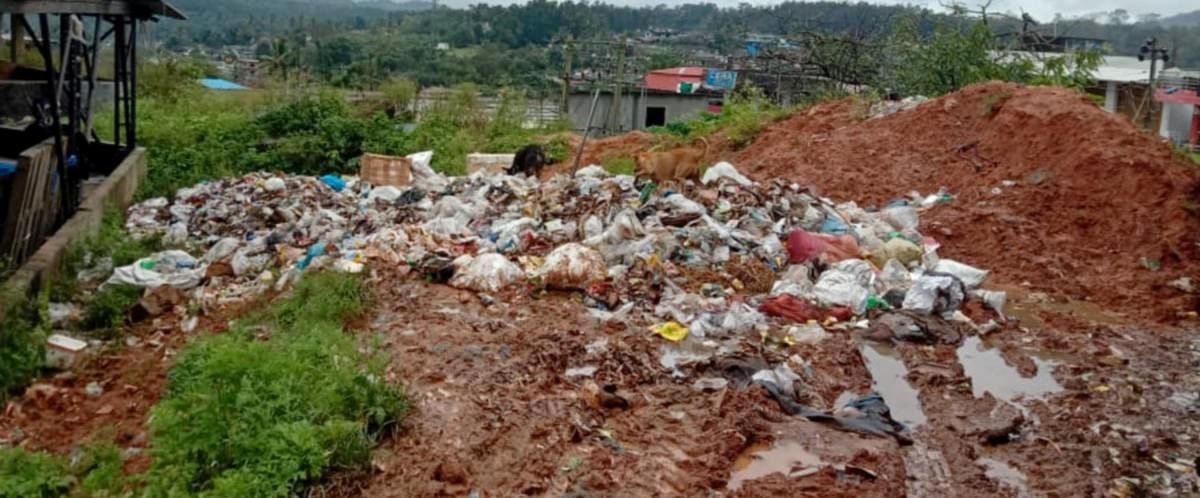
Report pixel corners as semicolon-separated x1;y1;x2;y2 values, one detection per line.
812;263;871;314
449;253;523;292
663;194;706;215
701;161;753;186
933;259;988;288
575;165;609;178
367;186;404;203
407;150;448;191
541;243;607;289
879;259;912;290
203;237;241;263
105;250;205;289
902;275;966;314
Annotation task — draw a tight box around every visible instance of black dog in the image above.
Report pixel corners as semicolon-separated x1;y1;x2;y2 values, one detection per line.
509;144;547;177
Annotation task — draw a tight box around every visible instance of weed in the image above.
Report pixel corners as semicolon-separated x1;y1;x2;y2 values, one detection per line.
81;284;142;335
75;442;126;497
602;156;637;176
0;290;47;398
142;272;406;497
0;447;73;498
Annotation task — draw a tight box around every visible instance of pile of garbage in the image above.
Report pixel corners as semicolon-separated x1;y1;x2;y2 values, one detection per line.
116;152;1004;330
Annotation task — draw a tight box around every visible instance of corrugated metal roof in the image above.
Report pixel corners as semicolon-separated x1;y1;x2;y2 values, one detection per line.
644;66;705;93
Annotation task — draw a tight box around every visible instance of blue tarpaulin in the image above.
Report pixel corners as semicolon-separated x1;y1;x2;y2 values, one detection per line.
198;78;248;91
0;160;16;178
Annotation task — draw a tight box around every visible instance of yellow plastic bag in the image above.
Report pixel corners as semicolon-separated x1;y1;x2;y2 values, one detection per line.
651;321;689;342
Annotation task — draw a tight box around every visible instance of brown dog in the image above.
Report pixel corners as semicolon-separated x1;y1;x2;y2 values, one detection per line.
634;137;711;182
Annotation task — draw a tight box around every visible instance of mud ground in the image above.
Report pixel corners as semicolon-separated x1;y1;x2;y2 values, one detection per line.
4;82;1200;496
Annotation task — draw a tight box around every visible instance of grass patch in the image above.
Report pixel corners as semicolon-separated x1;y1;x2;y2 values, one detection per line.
0;442;130;497
141;272;406;497
602;155;637;176
49;206;163;304
0;447;73;498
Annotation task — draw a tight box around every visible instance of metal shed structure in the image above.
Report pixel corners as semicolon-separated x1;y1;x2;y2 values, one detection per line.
1;0;183;265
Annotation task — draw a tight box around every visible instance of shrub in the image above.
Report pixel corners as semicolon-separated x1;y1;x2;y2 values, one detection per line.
142;272;406;497
82;284;142;334
0;291;46;398
0;448;72;498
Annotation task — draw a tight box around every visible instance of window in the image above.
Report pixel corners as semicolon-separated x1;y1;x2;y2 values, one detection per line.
645;106;666;127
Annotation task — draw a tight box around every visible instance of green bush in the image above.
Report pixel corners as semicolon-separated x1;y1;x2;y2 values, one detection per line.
82;284;142;334
0;291;46;398
0;448;73;498
602;156;636;176
142;272;406;497
76;442;126;497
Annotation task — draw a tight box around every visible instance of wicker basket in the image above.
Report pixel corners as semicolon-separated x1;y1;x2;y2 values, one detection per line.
360;153;412;186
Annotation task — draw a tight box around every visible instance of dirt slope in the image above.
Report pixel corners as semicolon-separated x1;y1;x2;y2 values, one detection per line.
736;81;1200;319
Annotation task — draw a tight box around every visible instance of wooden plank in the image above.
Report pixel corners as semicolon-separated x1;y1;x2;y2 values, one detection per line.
0;142;55;264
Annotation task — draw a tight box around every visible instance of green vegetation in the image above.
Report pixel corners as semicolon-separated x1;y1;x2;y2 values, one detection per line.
142;272;406;497
602;155;636;175
0;291;47;398
0;448;73;498
0;442;132;497
80;284;141;335
651;84;794;148
888;16;1102;97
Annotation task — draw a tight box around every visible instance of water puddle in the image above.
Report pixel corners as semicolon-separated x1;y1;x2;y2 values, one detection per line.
860;342;927;427
956;336;1062;403
728;440;824;490
1004;297;1121;329
977;457;1035;497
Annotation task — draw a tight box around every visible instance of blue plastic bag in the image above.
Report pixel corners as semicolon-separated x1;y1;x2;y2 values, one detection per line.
320;174;346;192
820;216;849;235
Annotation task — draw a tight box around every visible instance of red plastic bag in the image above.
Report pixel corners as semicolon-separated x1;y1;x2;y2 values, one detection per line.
760;294;853;323
787;230;829;263
787;230;864;264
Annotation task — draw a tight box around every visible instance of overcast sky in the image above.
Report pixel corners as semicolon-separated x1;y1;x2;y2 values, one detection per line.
436;0;1193;23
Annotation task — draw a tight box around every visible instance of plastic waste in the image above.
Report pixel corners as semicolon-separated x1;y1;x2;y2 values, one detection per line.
407;150;448;191
812;262;872;315
786;229;828;263
540;243;607;289
878;259;912;290
76;256;113;282
264;177;285;192
820;215;850;235
652;321;689;342
47;303;76;325
787;323;829;345
701;161;753;186
752;363;804;400
763;294;853;323
449;253;523;292
902;274;966;315
106;250;205;289
881;205;920;233
203;238;241;263
933;259;989;289
367;186;404;203
871;238;923;267
575;165;608;178
320;174;346;192
663;193;707;216
972;289;1008;320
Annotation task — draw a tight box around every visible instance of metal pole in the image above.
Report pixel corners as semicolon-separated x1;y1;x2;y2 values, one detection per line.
560;38;573;114
1145;54;1158;130
572;88;602;172
129;20;137;148
607;36;626;133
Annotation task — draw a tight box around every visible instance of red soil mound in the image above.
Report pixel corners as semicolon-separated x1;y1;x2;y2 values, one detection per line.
736;81;1200;320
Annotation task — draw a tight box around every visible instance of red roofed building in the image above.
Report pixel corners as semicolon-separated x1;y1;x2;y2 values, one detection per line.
644;66;705;93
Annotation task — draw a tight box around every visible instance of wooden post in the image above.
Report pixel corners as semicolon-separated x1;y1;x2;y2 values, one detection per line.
572;88;602;172
11;14;25;63
559;37;573;115
606;36;626;134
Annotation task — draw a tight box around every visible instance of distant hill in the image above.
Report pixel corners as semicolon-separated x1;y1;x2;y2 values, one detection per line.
1162;10;1200;27
357;0;433;11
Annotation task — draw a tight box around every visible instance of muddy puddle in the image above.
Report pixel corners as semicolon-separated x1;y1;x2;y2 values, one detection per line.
1003;294;1123;329
956;336;1063;403
728;440;824;491
859;342;927;428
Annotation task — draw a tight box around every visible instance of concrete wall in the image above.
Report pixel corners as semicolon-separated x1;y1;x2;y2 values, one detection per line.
1160;103;1196;144
0;147;146;324
567;91;717;135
